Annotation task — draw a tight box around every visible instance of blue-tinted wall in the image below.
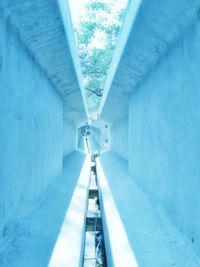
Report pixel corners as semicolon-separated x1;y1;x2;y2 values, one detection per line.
63;119;76;157
128;19;200;250
110;19;200;252
0;12;75;251
111;115;129;160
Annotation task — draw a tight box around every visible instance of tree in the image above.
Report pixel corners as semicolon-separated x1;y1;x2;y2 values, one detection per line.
74;0;128;116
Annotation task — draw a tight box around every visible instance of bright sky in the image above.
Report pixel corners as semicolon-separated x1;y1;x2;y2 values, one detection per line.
68;0;128;115
68;0;123;26
68;0;128;49
69;0;110;48
68;0;90;26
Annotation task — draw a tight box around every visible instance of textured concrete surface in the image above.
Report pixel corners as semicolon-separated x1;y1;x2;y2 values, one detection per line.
0;152;85;267
49;154;91;267
128;17;200;254
101;0;200;123
1;0;200;265
63;119;76;157
0;12;63;250
102;0;200;258
111;115;129;160
0;0;86;123
96;157;138;267
0;1;84;254
100;153;200;267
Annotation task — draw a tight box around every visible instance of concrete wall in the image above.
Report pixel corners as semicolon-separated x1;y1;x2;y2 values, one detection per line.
91;121;111;153
90;126;101;152
63;119;76;157
111;115;129;160
128;19;200;251
0;13;74;251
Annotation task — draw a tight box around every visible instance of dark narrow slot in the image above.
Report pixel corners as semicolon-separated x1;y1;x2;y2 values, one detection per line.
83;156;107;267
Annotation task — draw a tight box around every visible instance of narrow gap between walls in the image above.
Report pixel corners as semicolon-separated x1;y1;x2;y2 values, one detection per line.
83;154;107;267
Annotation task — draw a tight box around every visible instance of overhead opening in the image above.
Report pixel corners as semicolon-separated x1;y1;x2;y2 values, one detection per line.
69;0;129;120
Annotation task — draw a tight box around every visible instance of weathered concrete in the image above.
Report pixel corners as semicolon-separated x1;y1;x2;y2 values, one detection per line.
101;0;200;123
128;18;200;254
0;0;86;254
0;0;86;123
0;152;86;267
111;115;129;160
63;119;76;157
96;157;138;267
0;12;62;248
100;153;200;267
1;0;200;264
101;0;200;259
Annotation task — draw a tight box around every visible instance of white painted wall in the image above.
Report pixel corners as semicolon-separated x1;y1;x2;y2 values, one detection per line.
128;20;200;251
0;14;75;251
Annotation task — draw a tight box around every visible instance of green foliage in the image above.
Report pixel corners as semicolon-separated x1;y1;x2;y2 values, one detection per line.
77;22;98;45
86;1;110;12
75;0;128;116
